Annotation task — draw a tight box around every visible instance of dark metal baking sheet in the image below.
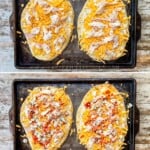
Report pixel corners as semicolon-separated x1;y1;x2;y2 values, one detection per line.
9;78;139;150
10;0;141;69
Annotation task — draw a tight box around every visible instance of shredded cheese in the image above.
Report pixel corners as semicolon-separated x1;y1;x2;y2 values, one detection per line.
21;0;74;60
78;0;130;62
77;83;129;150
20;87;73;149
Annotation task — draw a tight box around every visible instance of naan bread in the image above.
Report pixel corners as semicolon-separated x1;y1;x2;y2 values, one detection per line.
78;0;129;62
76;83;128;150
20;86;73;150
21;0;74;61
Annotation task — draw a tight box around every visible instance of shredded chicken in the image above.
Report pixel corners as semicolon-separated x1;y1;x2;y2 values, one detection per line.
31;27;40;35
42;44;51;54
96;1;107;14
51;14;60;25
89;21;105;28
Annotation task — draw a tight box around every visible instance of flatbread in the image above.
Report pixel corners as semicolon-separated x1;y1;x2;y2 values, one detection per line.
78;0;129;62
21;0;74;61
20;86;73;150
76;83;128;150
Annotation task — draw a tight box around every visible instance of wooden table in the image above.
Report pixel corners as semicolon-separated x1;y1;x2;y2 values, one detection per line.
0;73;150;149
0;0;150;72
0;0;150;150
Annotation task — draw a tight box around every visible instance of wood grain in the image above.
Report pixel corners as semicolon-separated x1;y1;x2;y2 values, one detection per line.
0;73;150;149
0;0;150;72
0;0;150;149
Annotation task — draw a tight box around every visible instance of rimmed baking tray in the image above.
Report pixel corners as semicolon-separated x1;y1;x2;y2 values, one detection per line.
9;78;139;149
10;0;141;69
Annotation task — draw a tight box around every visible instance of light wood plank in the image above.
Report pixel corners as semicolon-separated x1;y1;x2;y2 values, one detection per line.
0;0;149;72
0;73;150;149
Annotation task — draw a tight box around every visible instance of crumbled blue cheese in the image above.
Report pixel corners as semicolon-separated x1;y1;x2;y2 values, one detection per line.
127;103;133;109
22;138;28;143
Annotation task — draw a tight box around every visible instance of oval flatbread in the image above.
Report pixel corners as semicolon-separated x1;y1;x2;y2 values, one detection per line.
78;0;129;62
20;86;73;150
76;83;128;150
21;0;74;61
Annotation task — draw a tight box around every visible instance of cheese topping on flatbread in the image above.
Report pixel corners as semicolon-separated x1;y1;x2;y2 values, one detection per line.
21;0;74;61
76;83;128;150
78;0;130;62
20;86;73;150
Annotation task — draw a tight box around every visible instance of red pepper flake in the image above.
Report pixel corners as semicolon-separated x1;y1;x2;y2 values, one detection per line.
84;102;91;108
105;90;110;95
43;126;48;133
99;136;108;145
43;124;50;133
85;120;91;125
44;140;50;146
80;135;84;138
60;102;65;106
105;90;111;99
112;108;118;115
39;141;45;147
29;110;35;119
92;126;98;132
39;140;50;148
32;134;38;143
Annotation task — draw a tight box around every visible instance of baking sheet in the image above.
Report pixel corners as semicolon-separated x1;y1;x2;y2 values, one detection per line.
10;0;141;69
9;78;139;149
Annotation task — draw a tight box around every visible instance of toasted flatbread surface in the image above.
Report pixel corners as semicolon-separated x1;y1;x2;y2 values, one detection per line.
78;0;129;62
21;0;74;61
76;83;128;150
20;86;73;150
